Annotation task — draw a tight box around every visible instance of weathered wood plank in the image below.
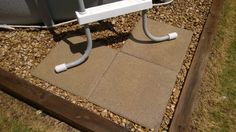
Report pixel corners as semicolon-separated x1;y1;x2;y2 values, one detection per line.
0;69;128;132
169;0;224;131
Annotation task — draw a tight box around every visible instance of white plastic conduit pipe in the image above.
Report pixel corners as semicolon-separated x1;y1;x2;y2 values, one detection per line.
54;0;93;73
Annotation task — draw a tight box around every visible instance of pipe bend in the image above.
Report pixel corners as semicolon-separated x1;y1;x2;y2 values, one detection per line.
55;0;92;73
142;10;177;42
55;24;92;73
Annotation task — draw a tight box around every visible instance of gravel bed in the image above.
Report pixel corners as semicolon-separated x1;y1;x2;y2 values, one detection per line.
0;0;213;131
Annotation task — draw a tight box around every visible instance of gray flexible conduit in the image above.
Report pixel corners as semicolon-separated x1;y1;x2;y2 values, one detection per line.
55;2;177;73
142;10;177;42
66;25;92;68
54;0;93;73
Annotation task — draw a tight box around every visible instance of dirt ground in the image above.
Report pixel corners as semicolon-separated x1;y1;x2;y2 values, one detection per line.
0;0;213;131
190;0;236;131
0;91;78;132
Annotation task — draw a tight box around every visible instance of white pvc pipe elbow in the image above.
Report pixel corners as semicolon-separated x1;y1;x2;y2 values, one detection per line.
168;32;178;40
55;63;67;73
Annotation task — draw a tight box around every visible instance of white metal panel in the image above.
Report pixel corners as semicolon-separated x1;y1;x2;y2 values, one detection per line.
76;0;153;25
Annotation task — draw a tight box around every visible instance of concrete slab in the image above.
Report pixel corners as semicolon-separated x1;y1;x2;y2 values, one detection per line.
31;36;118;99
32;19;192;129
89;52;177;128
122;18;193;72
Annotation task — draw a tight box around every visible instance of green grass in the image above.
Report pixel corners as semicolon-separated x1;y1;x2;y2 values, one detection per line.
212;26;236;132
0;113;39;132
192;0;236;131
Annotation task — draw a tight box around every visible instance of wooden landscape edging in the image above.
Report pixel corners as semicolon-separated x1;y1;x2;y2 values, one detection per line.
0;0;224;131
0;69;128;132
169;0;224;131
